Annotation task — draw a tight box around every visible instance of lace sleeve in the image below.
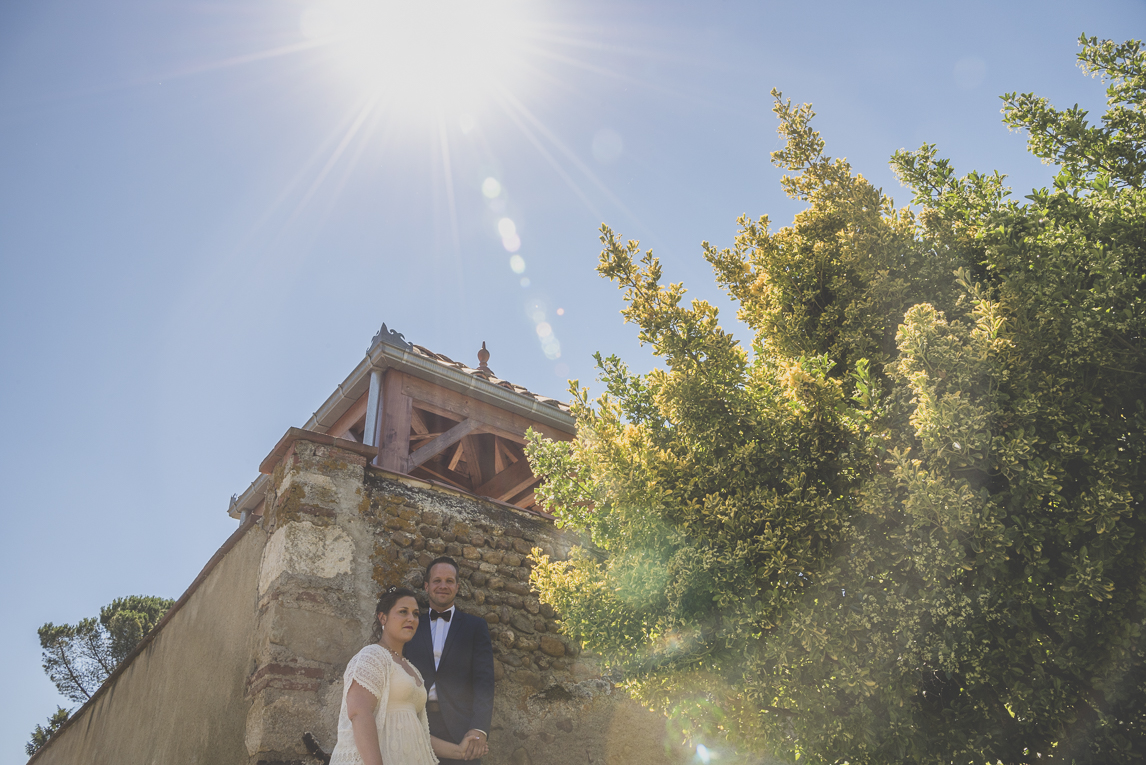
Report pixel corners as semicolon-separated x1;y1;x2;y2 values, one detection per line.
345;645;392;703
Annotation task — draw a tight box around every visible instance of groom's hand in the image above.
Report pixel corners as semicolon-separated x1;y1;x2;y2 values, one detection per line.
462;730;487;760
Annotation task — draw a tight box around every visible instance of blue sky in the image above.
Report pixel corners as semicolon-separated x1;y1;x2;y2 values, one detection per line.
0;0;1141;759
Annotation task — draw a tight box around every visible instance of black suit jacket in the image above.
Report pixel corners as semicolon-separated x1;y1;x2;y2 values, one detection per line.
406;608;495;744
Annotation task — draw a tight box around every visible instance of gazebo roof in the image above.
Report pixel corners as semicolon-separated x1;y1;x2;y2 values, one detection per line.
229;323;575;520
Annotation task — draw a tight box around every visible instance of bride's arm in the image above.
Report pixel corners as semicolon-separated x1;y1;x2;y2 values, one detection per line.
347;680;385;765
430;735;466;760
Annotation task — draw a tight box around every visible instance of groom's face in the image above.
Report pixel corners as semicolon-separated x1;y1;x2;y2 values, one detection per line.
426;562;459;612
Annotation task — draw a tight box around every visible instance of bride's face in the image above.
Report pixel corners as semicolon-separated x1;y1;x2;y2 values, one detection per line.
379;596;421;645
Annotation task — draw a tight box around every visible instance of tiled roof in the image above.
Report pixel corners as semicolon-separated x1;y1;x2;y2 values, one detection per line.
408;343;571;414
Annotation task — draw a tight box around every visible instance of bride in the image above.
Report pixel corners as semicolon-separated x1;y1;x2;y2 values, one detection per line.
329;587;488;765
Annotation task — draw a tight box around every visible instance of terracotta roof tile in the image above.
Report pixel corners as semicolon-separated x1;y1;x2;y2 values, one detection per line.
408;344;571;413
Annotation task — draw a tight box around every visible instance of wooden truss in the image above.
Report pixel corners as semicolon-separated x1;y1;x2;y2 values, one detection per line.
327;369;569;512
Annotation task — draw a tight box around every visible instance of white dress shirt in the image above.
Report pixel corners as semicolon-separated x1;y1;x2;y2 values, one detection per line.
427;605;455;702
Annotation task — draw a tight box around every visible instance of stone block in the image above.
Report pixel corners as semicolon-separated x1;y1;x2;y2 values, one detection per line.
512;538;533;555
426;539;446;554
502;552;523;567
481;550;504;565
539;636;566;657
488;577;505;591
267;604;360;664
462;545;481;560
259;521;353;596
446;543;463;556
511;614;535;634
515;636;539;652
524;598;540;615
245;690;327;758
498;630;516;648
515;669;543;688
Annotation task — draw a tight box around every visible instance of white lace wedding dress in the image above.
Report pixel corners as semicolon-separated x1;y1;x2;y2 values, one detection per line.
329;644;439;765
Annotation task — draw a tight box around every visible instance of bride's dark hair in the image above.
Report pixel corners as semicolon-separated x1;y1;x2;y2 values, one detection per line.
369;586;420;643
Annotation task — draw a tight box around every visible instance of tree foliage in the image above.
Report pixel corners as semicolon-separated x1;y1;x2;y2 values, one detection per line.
26;707;70;757
528;36;1146;764
38;595;173;703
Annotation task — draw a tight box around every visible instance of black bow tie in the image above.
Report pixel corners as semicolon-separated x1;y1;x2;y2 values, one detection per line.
430;609;452;622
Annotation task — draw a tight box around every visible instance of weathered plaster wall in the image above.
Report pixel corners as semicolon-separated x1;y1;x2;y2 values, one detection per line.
32;520;266;765
250;433;683;765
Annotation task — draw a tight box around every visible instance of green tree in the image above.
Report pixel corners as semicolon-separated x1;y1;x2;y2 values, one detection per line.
25;707;70;757
528;36;1146;764
38;595;173;703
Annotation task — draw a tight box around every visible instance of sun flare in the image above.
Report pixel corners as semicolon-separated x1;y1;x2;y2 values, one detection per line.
302;0;533;112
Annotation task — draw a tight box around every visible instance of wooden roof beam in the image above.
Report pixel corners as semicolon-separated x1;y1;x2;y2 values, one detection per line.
475;457;539;503
408;418;478;470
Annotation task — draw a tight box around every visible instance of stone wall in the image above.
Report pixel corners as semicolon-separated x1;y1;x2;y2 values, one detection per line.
249;431;683;765
31;430;682;765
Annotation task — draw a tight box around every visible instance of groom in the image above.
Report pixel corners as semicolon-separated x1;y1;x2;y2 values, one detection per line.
407;556;495;763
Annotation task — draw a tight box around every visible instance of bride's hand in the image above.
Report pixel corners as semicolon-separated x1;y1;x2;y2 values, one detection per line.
462;734;488;760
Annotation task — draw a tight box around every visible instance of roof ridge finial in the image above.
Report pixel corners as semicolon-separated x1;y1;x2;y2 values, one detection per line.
368;322;412;353
477;341;491;372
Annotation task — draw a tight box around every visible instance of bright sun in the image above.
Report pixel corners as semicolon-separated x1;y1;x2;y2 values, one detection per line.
301;0;533;112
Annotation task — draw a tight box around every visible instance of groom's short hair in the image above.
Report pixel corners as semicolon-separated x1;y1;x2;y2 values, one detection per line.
426;555;459;582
